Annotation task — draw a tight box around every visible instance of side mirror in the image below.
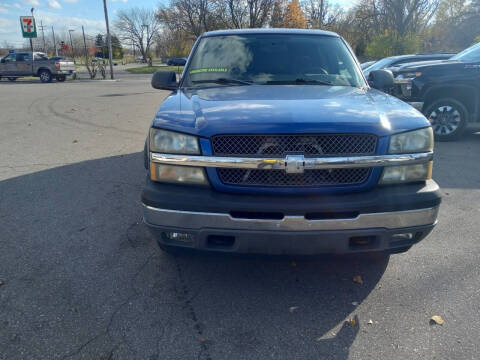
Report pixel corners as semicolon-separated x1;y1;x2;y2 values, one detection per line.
369;69;394;91
152;70;178;91
0;58;5;63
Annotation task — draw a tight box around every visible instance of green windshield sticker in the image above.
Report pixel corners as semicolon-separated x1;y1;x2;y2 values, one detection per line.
190;68;228;75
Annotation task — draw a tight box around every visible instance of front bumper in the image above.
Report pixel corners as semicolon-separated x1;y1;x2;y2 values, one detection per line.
142;179;441;255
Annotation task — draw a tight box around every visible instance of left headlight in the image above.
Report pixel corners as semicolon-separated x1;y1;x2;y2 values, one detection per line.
150;128;200;154
380;127;434;184
388;127;433;154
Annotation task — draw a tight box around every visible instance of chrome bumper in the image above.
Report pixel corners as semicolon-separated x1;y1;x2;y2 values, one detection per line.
143;204;439;232
150;151;433;171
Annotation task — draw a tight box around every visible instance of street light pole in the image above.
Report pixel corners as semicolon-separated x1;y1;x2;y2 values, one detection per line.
102;0;114;79
30;8;34;73
68;29;75;63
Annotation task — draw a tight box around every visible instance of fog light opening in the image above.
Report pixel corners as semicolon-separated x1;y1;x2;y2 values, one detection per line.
163;232;195;243
349;236;378;250
392;233;414;240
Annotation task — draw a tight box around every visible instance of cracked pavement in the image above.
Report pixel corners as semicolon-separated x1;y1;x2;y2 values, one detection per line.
1;74;480;359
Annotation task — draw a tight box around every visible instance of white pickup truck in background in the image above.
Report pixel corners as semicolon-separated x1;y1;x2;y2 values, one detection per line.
0;51;76;83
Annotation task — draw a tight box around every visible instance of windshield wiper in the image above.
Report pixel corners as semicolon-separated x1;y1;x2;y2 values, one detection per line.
266;78;333;85
191;78;253;86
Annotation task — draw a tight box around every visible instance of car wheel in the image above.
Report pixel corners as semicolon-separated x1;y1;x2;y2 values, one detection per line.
39;70;52;83
8;77;17;82
424;98;468;141
56;75;66;82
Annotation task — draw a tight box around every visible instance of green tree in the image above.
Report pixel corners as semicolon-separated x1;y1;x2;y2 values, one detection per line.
365;33;421;58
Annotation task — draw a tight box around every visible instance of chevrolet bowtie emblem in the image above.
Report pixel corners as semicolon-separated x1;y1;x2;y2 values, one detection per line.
285;155;305;174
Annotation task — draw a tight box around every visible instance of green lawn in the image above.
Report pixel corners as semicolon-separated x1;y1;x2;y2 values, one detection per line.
126;66;184;74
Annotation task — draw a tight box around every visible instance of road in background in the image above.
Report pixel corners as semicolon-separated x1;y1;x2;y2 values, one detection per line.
0;78;479;359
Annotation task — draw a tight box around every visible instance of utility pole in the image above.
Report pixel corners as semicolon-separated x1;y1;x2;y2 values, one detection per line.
102;0;114;79
142;24;150;65
52;26;58;56
68;29;75;63
82;26;91;79
39;20;46;53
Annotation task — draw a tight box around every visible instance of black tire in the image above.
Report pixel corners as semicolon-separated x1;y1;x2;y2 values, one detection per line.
39;70;52;83
56;75;66;82
424;98;468;141
8;77;16;82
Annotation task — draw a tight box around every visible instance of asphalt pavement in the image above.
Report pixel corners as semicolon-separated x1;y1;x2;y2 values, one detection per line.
0;74;479;360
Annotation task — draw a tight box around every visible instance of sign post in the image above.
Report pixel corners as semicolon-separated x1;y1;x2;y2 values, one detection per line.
20;15;37;73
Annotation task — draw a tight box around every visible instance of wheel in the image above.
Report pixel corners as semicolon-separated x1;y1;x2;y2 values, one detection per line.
72;72;77;80
8;77;16;82
424;98;468;141
39;70;52;83
56;75;66;82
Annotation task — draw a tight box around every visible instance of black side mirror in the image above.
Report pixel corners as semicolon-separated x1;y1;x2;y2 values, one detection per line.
0;58;5;63
369;69;394;91
152;70;178;91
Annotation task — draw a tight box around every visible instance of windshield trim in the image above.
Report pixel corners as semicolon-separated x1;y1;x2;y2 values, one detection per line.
179;33;368;90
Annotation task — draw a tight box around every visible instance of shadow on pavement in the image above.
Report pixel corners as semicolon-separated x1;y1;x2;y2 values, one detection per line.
0;152;388;359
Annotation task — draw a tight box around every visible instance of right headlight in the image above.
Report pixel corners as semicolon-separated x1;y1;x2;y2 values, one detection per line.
380;127;434;184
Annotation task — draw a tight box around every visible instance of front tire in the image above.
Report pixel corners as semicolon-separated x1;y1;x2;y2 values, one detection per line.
8;77;16;82
56;75;66;82
424;98;468;141
39;70;52;83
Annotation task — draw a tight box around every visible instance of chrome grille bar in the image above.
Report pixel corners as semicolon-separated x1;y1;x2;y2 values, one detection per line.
150;151;433;170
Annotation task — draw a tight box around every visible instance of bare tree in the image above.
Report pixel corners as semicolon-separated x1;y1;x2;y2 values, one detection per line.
303;0;343;29
114;8;161;60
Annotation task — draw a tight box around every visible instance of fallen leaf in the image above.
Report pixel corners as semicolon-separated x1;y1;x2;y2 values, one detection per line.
351;301;359;306
353;275;363;285
0;280;4;286
72;139;78;143
71;108;76;111
348;317;356;327
289;306;299;313
291;261;297;268
430;315;444;325
199;338;206;343
367;319;373;325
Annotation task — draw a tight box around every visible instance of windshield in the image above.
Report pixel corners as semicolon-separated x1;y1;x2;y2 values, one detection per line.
183;34;365;88
452;43;480;62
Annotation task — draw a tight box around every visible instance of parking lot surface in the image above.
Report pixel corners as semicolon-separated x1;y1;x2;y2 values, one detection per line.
1;76;479;360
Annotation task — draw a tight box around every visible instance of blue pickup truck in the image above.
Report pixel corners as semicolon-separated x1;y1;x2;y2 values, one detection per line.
142;29;441;256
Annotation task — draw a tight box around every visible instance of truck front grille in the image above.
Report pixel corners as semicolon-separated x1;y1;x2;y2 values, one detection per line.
212;134;376;188
211;134;377;157
217;168;371;187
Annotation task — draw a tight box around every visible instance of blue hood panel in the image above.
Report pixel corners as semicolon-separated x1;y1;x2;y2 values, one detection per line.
152;85;429;138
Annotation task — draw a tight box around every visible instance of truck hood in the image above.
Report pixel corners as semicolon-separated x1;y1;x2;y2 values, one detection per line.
152;85;429;137
397;59;463;73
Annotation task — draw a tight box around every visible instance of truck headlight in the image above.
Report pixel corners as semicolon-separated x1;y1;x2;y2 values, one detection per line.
380;128;434;184
395;72;422;81
388;127;433;154
150;128;199;154
150;163;208;185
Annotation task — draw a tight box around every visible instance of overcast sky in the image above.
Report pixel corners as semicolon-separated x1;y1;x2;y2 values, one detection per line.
0;0;355;46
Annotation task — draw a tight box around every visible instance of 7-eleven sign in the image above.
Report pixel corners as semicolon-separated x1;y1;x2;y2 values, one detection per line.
20;16;37;38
